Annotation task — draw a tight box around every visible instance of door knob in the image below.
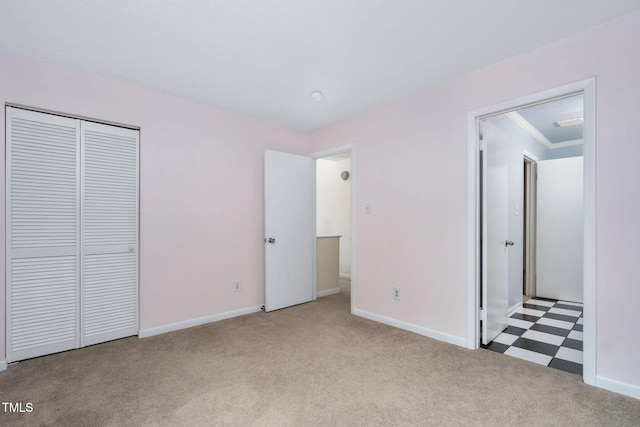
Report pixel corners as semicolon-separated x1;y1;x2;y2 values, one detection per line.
267;237;276;244
505;240;515;247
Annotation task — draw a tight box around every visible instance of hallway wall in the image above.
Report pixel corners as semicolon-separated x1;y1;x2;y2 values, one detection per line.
316;158;352;277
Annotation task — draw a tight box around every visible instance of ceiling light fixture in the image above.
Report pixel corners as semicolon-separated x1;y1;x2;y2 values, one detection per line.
554;117;584;127
310;90;323;101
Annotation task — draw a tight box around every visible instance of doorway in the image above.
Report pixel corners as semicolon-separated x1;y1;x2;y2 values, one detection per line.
263;146;354;313
313;145;354;311
480;94;585;374
467;79;596;385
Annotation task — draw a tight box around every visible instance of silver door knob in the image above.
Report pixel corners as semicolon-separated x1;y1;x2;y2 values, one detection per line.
128;246;135;252
267;237;276;244
505;240;515;247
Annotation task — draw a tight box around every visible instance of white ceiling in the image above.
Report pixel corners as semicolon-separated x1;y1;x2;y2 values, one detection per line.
1;1;639;131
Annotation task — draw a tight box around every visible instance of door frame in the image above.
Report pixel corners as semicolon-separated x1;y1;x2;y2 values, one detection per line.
466;78;596;385
311;143;355;313
523;151;538;298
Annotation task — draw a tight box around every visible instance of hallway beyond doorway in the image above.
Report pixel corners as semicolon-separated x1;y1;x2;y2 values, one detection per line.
482;298;583;375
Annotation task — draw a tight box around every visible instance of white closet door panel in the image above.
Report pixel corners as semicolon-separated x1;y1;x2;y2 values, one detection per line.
7;108;139;360
8;256;78;360
81;121;139;346
83;125;138;247
82;252;138;345
8;111;78;249
6;107;80;362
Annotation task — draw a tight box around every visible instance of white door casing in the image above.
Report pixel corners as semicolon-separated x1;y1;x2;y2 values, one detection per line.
523;154;538;298
264;150;316;312
536;156;584;303
482;120;510;345
468;79;595;385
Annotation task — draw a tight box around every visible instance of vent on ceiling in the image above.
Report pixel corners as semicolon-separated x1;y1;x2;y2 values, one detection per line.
553;117;584;127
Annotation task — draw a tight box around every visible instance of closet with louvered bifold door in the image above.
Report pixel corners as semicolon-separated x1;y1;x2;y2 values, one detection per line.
6;107;139;363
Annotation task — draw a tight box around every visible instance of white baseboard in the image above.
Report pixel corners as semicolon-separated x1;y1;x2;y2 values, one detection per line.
317;288;341;298
508;301;523;317
596;375;640;400
138;305;262;338
339;273;351;280
0;360;6;371
353;308;467;348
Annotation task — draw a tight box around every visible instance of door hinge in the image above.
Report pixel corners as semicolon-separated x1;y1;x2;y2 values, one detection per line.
479;308;484;320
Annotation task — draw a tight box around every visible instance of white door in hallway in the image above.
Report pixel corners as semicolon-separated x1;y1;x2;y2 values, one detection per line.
264;150;315;311
482;121;510;345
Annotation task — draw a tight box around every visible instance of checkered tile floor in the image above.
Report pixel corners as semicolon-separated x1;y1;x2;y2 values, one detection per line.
482;298;583;375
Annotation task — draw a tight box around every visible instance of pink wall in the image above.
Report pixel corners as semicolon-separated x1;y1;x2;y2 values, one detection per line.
0;49;307;358
309;11;640;389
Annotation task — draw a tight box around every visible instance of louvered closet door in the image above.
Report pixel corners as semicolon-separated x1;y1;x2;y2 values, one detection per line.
6;107;81;363
80;121;139;346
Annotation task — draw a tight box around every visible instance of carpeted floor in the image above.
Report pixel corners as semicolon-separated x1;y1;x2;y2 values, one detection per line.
1;283;639;426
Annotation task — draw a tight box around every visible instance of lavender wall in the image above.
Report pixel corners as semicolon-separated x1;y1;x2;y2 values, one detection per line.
0;49;307;359
309;11;640;391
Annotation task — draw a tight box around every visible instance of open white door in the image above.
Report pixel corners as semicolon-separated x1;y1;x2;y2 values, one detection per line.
536;156;583;302
264;150;315;312
482;121;510;345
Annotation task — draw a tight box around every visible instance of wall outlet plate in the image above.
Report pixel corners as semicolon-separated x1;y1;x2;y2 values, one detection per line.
393;287;400;301
233;280;241;292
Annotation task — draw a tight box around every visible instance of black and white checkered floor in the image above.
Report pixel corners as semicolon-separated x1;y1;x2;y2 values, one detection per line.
482;298;583;375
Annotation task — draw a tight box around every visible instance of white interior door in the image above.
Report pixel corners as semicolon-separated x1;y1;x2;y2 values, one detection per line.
482;121;510;345
80;121;139;346
6;107;139;362
536;156;583;302
6;107;81;362
264;150;315;312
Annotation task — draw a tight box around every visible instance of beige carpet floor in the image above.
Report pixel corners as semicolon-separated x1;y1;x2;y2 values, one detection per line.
1;283;639;426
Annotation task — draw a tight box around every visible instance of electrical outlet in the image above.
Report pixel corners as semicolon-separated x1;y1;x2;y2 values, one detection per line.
233;280;241;292
393;287;400;301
